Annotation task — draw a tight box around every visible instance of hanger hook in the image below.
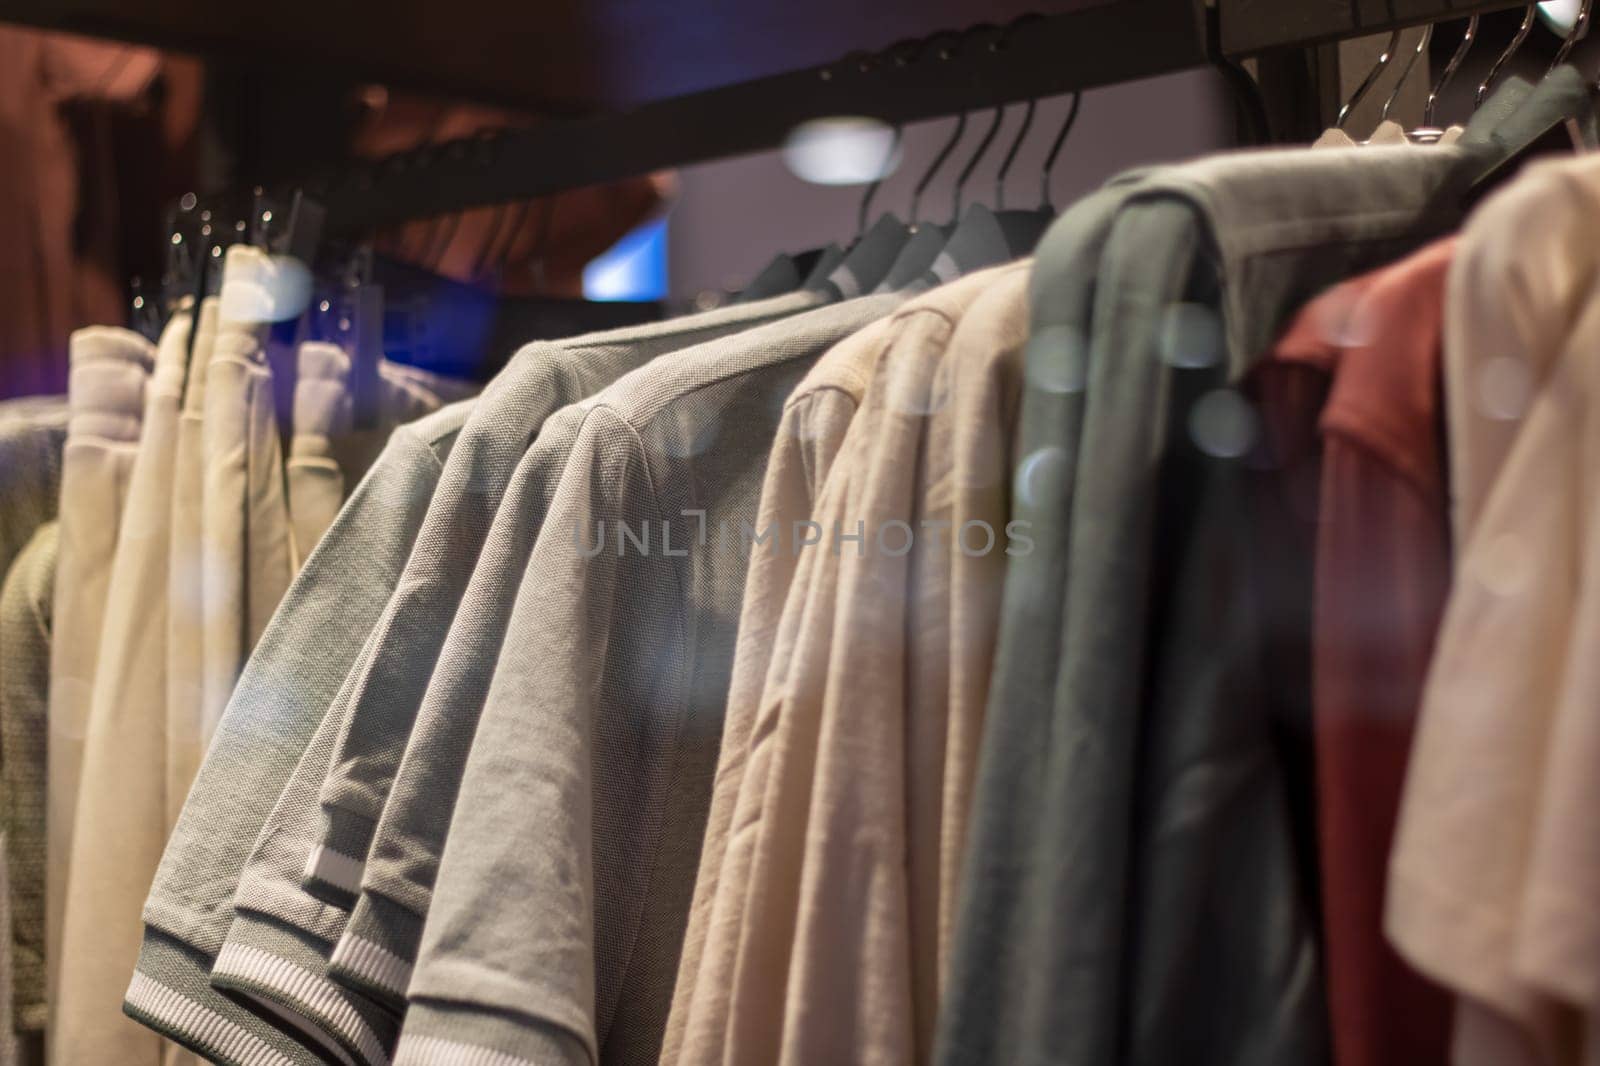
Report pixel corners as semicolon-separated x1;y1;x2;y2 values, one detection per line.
1337;28;1404;129
1424;15;1477;126
1479;5;1536;106
910;110;968;225
1040;92;1082;211
1551;0;1593;71
995;100;1037;210
1381;24;1433;123
857;124;903;236
952;106;1003;219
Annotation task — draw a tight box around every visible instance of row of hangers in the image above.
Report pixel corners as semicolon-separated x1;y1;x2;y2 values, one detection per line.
1337;1;1593;142
741;88;1084;304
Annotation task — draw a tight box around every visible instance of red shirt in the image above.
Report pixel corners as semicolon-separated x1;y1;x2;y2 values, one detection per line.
1259;237;1458;1066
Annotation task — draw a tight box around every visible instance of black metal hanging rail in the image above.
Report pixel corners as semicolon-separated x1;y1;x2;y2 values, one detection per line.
0;0;1542;235
303;1;1211;235
295;0;1543;235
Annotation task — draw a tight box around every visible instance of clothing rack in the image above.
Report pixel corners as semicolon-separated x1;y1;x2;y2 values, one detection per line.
0;0;1537;232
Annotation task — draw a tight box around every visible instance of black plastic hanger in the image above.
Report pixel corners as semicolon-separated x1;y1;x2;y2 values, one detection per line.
872;113;969;293
995;93;1078;252
740;124;903;302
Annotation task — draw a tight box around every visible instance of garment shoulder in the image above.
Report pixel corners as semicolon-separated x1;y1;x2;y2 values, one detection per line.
389;399;476;469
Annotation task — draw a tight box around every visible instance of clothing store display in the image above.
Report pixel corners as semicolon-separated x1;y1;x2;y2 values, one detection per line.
1388;155;1600;1066
659;307;907;1066
1;523;56;1037
3;10;1600;1061
1256;238;1457;1066
396;293;904;1066
219;292;829;1066
935;76;1570;1066
45;325;154;1031
308;289;827;910
129;400;473;1066
52;308;193;1066
672;264;1021;1066
303;293;835;1033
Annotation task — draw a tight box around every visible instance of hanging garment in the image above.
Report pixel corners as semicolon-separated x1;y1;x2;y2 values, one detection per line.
287;342;479;568
0;398;68;585
165;295;220;826
1387;156;1600;1066
126;400;474;1066
286;341;364;570
672;264;1022;1066
213;293;823;1066
130;289;825;1065
932;181;1138;1066
44;325;154;1028
1;523;57;1040
1253;239;1457;1066
198;254;286;752
935;93;1564;1066
307;290;827;910
298;297;836;1031
394;294;903;1066
659;310;908;1066
52;307;193;1066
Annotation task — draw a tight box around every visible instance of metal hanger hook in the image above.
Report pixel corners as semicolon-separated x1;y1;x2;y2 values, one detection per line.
1381;23;1433;122
952;105;1003;219
995;100;1037;210
909;110;968;225
1424;15;1478;127
1040;92;1082;211
1479;5;1536;106
1337;28;1404;129
1551;0;1593;71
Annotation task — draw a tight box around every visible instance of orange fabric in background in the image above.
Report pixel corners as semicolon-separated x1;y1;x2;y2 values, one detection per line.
1256;238;1459;1066
0;27;201;401
352;91;673;298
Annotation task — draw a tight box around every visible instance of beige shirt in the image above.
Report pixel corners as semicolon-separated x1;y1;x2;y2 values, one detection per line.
198;306;286;749
52;310;193;1066
1388;156;1600;1066
918;267;1029;1005
44;325;153;1027
674;265;1019;1066
166;296;218;819
1442;159;1600;548
661;311;903;1066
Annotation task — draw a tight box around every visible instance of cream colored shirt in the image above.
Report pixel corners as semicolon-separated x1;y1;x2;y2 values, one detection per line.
1389;155;1600;1066
661;312;903;1066
44;325;154;1033
674;265;1020;1066
52;310;192;1066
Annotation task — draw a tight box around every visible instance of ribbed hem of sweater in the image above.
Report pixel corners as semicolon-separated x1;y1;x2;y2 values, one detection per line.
211;912;399;1066
303;807;378;905
392;999;589;1066
328;892;422;1013
124;928;328;1066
